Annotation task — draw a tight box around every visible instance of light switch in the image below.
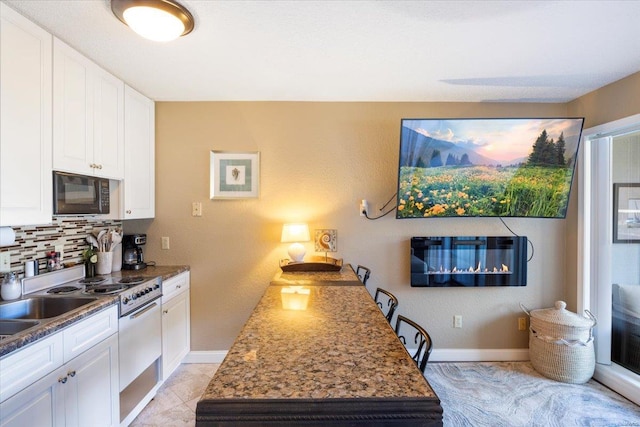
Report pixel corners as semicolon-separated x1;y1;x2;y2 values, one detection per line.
192;202;202;217
454;315;462;328
161;237;170;250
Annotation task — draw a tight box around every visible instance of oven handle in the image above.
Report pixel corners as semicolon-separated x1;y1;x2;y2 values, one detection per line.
128;302;158;320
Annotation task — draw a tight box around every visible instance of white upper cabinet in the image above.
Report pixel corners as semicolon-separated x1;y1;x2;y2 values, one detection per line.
0;3;53;226
123;85;155;219
53;38;124;180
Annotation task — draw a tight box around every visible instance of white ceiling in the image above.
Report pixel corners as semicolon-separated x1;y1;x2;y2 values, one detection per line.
5;0;640;103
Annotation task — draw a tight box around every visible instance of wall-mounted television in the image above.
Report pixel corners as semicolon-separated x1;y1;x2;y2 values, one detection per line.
396;117;584;218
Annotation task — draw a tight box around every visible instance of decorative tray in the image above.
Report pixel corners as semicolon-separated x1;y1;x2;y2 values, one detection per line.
279;257;343;272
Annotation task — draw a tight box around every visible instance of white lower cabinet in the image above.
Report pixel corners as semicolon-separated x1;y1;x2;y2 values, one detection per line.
0;306;119;427
0;367;63;427
65;332;119;427
0;332;118;427
161;272;190;381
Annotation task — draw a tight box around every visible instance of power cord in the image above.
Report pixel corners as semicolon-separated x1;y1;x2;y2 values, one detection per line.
498;216;534;262
363;192;398;220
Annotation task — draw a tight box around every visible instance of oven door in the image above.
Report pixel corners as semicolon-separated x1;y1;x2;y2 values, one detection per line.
118;301;161;391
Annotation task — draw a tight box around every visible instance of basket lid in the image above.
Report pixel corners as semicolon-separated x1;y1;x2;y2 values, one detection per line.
529;301;595;328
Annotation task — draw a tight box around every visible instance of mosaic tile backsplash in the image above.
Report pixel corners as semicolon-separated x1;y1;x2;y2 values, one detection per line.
0;217;122;279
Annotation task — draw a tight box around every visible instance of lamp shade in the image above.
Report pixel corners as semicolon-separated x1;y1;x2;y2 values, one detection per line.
111;0;195;42
281;223;310;243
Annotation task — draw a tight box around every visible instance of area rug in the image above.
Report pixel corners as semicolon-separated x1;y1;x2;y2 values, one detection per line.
424;362;640;427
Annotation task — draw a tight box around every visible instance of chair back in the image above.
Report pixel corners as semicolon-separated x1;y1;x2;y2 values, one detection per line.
356;265;371;285
395;315;433;373
374;288;398;323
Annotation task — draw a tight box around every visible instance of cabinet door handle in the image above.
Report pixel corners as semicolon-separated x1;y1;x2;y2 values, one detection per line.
126;210;132;214
58;376;68;384
176;284;182;289
68;370;76;377
96;164;102;169
163;309;169;314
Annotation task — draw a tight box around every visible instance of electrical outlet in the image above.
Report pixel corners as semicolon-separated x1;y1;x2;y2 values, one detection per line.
454;315;462;328
518;317;527;331
0;252;10;272
192;202;202;217
161;237;170;250
359;199;369;217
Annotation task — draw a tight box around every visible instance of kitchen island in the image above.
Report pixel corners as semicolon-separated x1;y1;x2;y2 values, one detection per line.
196;266;442;426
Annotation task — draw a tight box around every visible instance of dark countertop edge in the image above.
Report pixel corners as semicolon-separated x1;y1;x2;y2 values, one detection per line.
0;265;190;359
0;296;118;358
270;280;363;286
196;396;443;421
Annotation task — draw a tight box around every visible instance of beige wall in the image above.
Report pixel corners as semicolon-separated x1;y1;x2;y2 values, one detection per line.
126;70;640;352
568;71;640;129
127;101;584;352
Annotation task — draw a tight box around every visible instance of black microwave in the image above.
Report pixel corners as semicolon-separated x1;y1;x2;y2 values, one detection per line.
53;171;110;215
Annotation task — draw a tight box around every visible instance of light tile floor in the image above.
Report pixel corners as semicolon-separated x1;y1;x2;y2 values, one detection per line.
130;364;219;427
130;362;639;426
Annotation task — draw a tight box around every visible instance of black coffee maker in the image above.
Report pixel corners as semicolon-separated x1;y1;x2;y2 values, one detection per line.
122;234;147;270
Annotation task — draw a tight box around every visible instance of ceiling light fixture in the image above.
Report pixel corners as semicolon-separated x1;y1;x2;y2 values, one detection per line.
111;0;195;42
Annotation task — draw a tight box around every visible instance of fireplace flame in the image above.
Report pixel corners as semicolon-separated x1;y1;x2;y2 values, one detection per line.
432;262;511;274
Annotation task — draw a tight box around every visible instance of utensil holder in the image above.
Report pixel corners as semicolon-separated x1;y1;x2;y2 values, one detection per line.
96;252;113;275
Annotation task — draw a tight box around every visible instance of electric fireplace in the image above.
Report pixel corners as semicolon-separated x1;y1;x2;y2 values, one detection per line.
411;236;527;287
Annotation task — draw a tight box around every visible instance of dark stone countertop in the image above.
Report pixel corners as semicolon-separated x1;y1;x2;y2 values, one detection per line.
197;271;442;425
0;265;189;359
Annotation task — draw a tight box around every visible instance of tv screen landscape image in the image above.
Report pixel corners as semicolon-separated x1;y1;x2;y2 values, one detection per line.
396;117;585;219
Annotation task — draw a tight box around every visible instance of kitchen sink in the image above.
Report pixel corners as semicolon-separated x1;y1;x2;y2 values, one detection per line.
0;319;40;338
0;297;98;320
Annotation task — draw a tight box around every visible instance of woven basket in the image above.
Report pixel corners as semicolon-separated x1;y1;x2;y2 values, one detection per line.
521;301;597;384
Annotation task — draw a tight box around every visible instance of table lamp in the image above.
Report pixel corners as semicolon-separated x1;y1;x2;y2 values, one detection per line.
281;223;310;262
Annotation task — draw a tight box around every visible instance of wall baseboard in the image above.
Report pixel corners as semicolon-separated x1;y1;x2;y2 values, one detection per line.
430;348;529;362
184;351;228;364
184;349;530;364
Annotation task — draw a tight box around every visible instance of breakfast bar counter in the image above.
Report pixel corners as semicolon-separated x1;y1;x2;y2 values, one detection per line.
196;267;442;426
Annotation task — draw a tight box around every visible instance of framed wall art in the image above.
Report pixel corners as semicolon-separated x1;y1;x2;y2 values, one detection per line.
314;229;337;253
210;151;260;199
613;183;640;243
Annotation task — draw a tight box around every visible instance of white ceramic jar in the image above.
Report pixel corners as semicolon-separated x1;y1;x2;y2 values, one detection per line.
1;272;21;300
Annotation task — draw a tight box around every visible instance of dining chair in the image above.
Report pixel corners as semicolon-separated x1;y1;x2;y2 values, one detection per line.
356;265;371;286
394;315;433;373
374;287;398;324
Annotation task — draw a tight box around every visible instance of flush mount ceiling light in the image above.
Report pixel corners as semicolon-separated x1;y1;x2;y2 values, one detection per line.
111;0;194;42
